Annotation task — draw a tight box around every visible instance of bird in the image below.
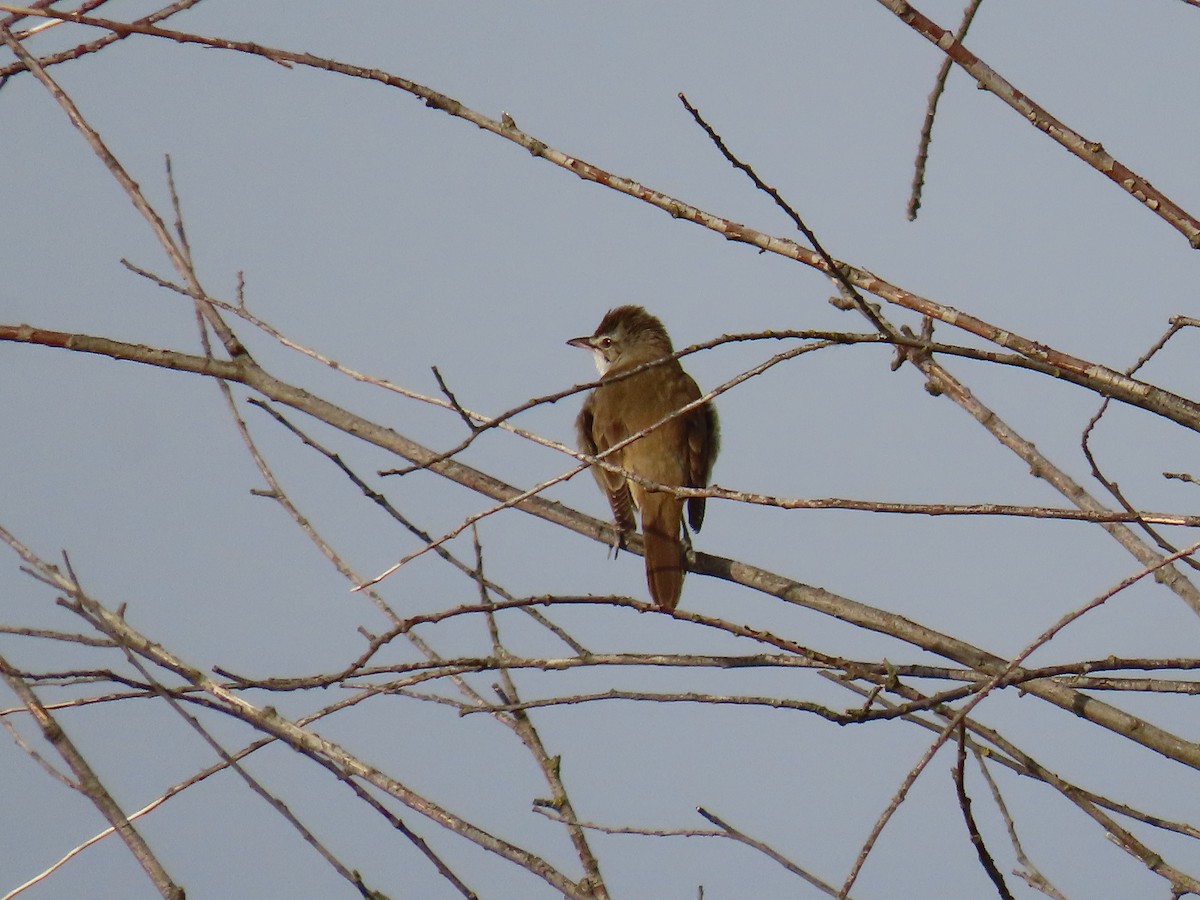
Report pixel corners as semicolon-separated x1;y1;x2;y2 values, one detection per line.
568;305;719;611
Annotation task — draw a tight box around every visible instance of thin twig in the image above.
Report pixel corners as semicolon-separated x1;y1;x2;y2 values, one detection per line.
697;807;846;897
473;533;609;898
874;0;1200;246
3;537;592;898
953;724;1014;899
1081;317;1200;569
908;0;984;219
0;21;245;359
246;398;590;655
679;92;896;339
0;0;205;83
973;750;1067;900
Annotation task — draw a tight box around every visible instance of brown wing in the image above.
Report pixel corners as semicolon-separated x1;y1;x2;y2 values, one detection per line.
685;388;719;533
577;391;636;534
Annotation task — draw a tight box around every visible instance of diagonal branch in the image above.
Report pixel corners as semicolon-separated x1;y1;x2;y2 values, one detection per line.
697;807;845;897
666;94;1200;617
907;0;985;219
0;22;246;361
874;0;1200;246
3;327;1200;771
839;539;1200;896
473;537;608;898
2;546;594;899
0;656;185;900
953;725;1014;900
0;0;204;82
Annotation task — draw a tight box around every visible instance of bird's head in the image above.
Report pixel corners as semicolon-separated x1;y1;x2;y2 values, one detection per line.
567;305;674;376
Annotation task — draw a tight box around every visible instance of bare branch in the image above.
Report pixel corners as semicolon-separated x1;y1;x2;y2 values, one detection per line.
973;750;1067;900
873;0;1200;246
839;540;1200;896
907;0;985;219
697;808;845;897
0;22;245;360
953;725;1014;900
0;656;184;899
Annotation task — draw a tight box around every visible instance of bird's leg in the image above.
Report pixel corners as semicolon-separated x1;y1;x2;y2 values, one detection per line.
607;523;632;559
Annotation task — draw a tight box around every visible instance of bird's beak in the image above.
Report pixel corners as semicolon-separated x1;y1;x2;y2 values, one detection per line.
566;336;593;350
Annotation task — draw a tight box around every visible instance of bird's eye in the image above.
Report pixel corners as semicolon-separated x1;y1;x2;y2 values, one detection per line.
598;337;613;349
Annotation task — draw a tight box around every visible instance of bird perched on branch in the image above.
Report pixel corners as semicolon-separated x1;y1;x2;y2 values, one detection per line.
568;305;719;611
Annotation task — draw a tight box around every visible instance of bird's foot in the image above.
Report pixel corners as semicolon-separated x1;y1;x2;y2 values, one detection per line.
607;527;631;560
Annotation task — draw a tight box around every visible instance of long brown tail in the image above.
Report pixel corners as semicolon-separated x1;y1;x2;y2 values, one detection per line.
640;493;686;611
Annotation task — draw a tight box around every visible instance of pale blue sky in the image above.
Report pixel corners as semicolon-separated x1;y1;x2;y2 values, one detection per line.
3;2;1200;897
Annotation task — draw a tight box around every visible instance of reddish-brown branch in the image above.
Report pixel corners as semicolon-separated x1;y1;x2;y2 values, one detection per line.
875;0;1200;247
0;1;207;89
907;0;984;220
